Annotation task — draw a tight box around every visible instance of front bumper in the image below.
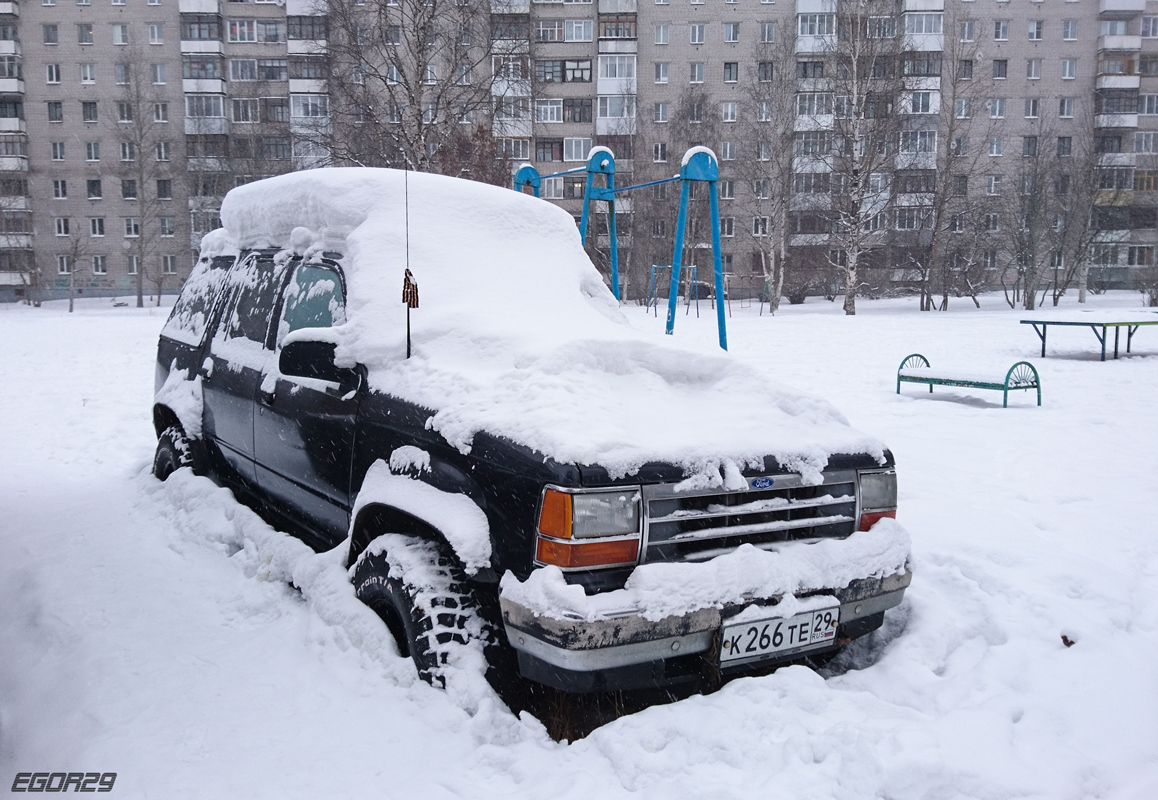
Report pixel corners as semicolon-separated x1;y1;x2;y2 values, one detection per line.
500;569;912;692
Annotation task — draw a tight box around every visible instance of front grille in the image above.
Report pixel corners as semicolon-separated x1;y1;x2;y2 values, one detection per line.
641;471;858;564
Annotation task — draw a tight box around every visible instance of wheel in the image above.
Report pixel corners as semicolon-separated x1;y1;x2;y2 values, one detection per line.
351;534;490;687
152;425;193;481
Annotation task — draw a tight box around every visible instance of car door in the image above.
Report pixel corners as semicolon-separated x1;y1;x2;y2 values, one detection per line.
200;254;285;486
253;258;358;548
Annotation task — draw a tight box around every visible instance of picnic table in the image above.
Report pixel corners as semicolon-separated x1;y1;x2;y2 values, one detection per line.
1021;310;1158;361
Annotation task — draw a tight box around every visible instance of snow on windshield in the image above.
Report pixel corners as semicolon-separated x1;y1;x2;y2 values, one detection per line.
214;168;884;480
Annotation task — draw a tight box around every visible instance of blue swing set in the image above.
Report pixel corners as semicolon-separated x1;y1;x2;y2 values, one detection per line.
513;146;729;351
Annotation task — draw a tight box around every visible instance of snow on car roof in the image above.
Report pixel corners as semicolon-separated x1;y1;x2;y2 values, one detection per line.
213;167;884;481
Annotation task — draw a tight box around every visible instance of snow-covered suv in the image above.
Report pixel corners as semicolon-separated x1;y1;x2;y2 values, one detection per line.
153;168;911;694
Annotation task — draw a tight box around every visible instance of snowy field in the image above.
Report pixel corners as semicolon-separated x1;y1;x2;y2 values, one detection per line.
1;290;1156;800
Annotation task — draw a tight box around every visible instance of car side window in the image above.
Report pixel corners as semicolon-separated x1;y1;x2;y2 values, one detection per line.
220;257;283;347
161;255;234;346
277;263;346;345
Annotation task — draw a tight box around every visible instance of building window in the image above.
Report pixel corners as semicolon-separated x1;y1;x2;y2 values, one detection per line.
653;102;668;123
181;15;220;41
1027;59;1041;79
1028;20;1043;40
1063;19;1077;40
80;64;95;84
690;24;705;44
123;217;140;237
720;217;734;237
655;23;668;45
564;20;592;42
723;22;739;43
291;94;329;118
654;62;668;83
149;24;164;44
1023;136;1038;157
760;22;775;43
956;98;970;118
720;141;735;160
721;101;737;122
723;62;738;83
154;103;169;122
85;141;99;161
112;24;128;45
159;217;174;236
910;92;932;114
57;255;70;274
117;102;133;122
989;137;1003;156
162;255;177;275
758;62;773;82
720;180;734;200
51;142;65;160
150;63;165;84
798;14;834;36
1061;59;1076;79
122;179;137;199
563;137;591;161
115;64;129;85
53;180;68;199
157;179;172;199
959;20;974;42
55;217;70;236
653;142;667;162
992;59;1007;79
1059;97;1074;118
126;256;138;275
43;24;59;45
78;23;94;45
752;216;769;236
989;98;1005;118
906;13;942;34
1025;98;1039;118
186;94;224;118
46;64;61;84
690;62;703;83
82;101;98;122
535;98;563;122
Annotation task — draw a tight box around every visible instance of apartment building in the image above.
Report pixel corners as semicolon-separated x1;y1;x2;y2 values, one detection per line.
3;0;1157;302
515;0;1158;298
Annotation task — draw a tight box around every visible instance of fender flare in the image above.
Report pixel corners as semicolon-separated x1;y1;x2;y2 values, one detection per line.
345;459;492;577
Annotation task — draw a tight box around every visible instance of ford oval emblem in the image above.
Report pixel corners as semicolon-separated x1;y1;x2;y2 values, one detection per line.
751;477;775;489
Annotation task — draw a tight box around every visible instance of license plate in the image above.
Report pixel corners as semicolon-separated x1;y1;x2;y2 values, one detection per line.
719;607;840;663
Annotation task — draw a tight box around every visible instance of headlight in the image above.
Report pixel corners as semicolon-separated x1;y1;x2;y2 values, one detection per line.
536;487;642;569
859;469;897;511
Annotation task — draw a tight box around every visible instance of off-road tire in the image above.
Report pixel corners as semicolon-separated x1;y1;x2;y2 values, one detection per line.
152;425;194;481
351;535;490;688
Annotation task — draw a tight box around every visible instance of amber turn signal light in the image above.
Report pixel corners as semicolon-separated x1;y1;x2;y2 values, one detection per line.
858;510;897;532
537;488;573;539
535;536;639;569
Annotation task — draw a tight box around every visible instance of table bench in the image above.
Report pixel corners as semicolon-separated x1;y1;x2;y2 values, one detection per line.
896;354;1041;408
1021;313;1158;361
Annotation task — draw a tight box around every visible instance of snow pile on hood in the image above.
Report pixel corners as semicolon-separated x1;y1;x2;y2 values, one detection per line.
214;168;884;479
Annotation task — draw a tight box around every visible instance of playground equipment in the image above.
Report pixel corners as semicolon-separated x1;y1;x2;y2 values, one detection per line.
514;146;728;351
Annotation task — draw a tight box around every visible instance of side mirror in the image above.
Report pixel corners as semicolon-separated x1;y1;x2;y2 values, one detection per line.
280;340;359;388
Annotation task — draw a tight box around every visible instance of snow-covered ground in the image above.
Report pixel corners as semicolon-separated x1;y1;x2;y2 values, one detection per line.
1;291;1156;800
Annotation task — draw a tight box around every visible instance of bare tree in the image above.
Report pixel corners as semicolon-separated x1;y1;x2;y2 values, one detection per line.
801;1;906;315
111;46;180;307
321;0;510;179
736;33;797;313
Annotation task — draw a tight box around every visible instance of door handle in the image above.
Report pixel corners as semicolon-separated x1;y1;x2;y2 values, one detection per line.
259;388;275;406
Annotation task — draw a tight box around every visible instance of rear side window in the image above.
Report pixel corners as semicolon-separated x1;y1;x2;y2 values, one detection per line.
220;257;284;346
160;255;233;346
278;262;346;344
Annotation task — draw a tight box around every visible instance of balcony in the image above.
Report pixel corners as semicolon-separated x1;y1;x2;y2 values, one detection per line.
904;33;944;52
0;154;26;171
794;114;834;132
595;116;635;135
596;75;636;95
0;79;21;94
1100;0;1145;14
287;39;325;55
184;117;227;135
492;0;530;12
0;41;19;56
0;2;18;16
796;34;837;54
796;0;836;11
598;0;636;11
183;79;225;94
1099;34;1142;50
0;118;24;133
288;78;325;93
1098;74;1141;89
180;40;224;54
902;0;943;9
1096;113;1139;128
492;77;530;96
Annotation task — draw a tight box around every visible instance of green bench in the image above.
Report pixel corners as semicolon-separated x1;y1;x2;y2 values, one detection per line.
896;354;1041;408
